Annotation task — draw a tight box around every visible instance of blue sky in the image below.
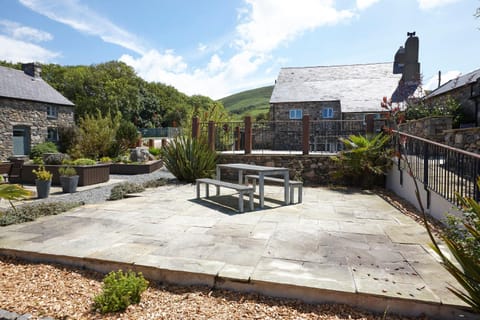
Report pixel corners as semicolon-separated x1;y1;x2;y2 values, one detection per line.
1;0;479;99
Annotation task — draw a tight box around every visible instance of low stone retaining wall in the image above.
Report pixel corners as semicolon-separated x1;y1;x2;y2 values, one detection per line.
398;116;452;142
218;153;338;186
443;127;480;153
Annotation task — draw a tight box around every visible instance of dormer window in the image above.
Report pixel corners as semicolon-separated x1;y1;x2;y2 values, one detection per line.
47;105;58;119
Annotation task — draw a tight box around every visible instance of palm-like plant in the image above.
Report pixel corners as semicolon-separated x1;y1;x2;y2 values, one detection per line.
0;184;33;214
161;135;217;183
332;133;393;187
430;188;480;312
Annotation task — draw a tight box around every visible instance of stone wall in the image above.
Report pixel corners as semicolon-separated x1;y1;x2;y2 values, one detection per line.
218;153;339;186
270;101;341;121
424;86;477;125
398;116;452;142
0;98;74;161
443;127;480;153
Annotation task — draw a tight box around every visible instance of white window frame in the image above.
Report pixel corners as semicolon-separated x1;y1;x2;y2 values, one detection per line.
322;108;334;119
289;109;302;120
47;105;58;119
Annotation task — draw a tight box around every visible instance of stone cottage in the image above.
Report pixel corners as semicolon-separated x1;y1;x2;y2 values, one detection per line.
423;67;480;127
0;63;75;161
269;33;421;151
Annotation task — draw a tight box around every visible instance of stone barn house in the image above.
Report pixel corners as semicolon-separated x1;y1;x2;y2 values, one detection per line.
423;68;480;127
269;33;421;151
0;63;75;161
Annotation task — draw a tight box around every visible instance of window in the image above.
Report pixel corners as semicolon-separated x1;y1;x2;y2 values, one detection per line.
322;108;334;119
47;127;58;142
47;105;58;119
289;109;302;119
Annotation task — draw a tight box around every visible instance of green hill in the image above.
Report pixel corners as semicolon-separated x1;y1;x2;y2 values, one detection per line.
219;85;274;120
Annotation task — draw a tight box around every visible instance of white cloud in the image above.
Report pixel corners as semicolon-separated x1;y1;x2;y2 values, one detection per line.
356;0;381;10
19;0;146;54
417;0;460;10
0;20;53;42
423;70;461;90
235;0;354;53
0;35;60;62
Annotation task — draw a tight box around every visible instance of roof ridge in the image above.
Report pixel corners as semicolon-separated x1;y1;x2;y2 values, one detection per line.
280;62;393;70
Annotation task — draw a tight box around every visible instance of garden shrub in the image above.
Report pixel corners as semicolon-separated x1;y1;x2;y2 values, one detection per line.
142;178;168;189
0;202;82;226
109;182;145;200
148;147;161;157
434;187;480;312
30;142;58;160
116;120;139;154
99;156;112;163
58;125;79;154
161;135;217;183
331;133;393;188
73;110;120;159
43;153;69;165
93;270;148;314
72;158;97;166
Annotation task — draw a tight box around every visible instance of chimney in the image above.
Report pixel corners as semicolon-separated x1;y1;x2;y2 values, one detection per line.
393;32;420;84
21;62;42;78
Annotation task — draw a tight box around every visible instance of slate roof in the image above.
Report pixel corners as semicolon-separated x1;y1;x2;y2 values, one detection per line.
425;67;480;99
0;65;74;106
270;62;403;113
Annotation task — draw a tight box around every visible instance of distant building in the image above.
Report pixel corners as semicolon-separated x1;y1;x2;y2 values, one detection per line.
0;63;75;161
269;33;421;151
424;68;480;127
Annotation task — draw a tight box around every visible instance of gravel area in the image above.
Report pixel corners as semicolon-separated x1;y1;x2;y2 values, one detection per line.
26;167;176;206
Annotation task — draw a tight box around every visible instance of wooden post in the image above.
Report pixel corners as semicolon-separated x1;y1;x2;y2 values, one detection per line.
148;138;155;148
235;126;241;150
192;116;200;139
161;138;168;148
365;114;375;135
208;121;216;151
244;116;252;154
302;114;310;155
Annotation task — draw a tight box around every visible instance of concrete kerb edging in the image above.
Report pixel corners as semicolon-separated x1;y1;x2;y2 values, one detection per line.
0;249;477;320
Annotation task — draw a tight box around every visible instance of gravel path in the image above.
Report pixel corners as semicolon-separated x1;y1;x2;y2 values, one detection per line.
28;167;176;206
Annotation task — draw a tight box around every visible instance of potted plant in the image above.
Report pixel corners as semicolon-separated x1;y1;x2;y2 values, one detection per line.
59;165;79;193
32;164;53;198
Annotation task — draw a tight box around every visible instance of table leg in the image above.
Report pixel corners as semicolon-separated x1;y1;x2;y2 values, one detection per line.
259;173;265;208
238;170;243;184
284;171;290;205
216;166;221;196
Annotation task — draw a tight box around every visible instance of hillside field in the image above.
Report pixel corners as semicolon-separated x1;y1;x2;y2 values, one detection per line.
219;85;273;119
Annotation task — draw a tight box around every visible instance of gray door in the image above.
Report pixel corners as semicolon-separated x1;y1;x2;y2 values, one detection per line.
13;126;30;156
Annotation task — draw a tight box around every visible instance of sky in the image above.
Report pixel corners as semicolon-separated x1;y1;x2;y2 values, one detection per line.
1;0;479;100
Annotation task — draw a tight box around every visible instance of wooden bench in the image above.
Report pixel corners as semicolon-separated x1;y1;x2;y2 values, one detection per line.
196;178;254;213
245;175;303;204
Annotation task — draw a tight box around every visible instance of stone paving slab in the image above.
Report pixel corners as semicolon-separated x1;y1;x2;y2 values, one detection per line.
0;183;476;319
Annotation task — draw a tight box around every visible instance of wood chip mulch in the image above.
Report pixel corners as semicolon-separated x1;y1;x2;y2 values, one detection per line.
0;255;429;320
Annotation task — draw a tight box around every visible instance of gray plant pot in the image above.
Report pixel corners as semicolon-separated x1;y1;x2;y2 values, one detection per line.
60;175;79;193
35;179;51;198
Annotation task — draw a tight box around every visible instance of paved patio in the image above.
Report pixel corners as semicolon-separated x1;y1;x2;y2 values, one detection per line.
0;183;476;319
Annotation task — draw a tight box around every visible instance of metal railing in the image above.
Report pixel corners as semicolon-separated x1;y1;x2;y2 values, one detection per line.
395;131;480;205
